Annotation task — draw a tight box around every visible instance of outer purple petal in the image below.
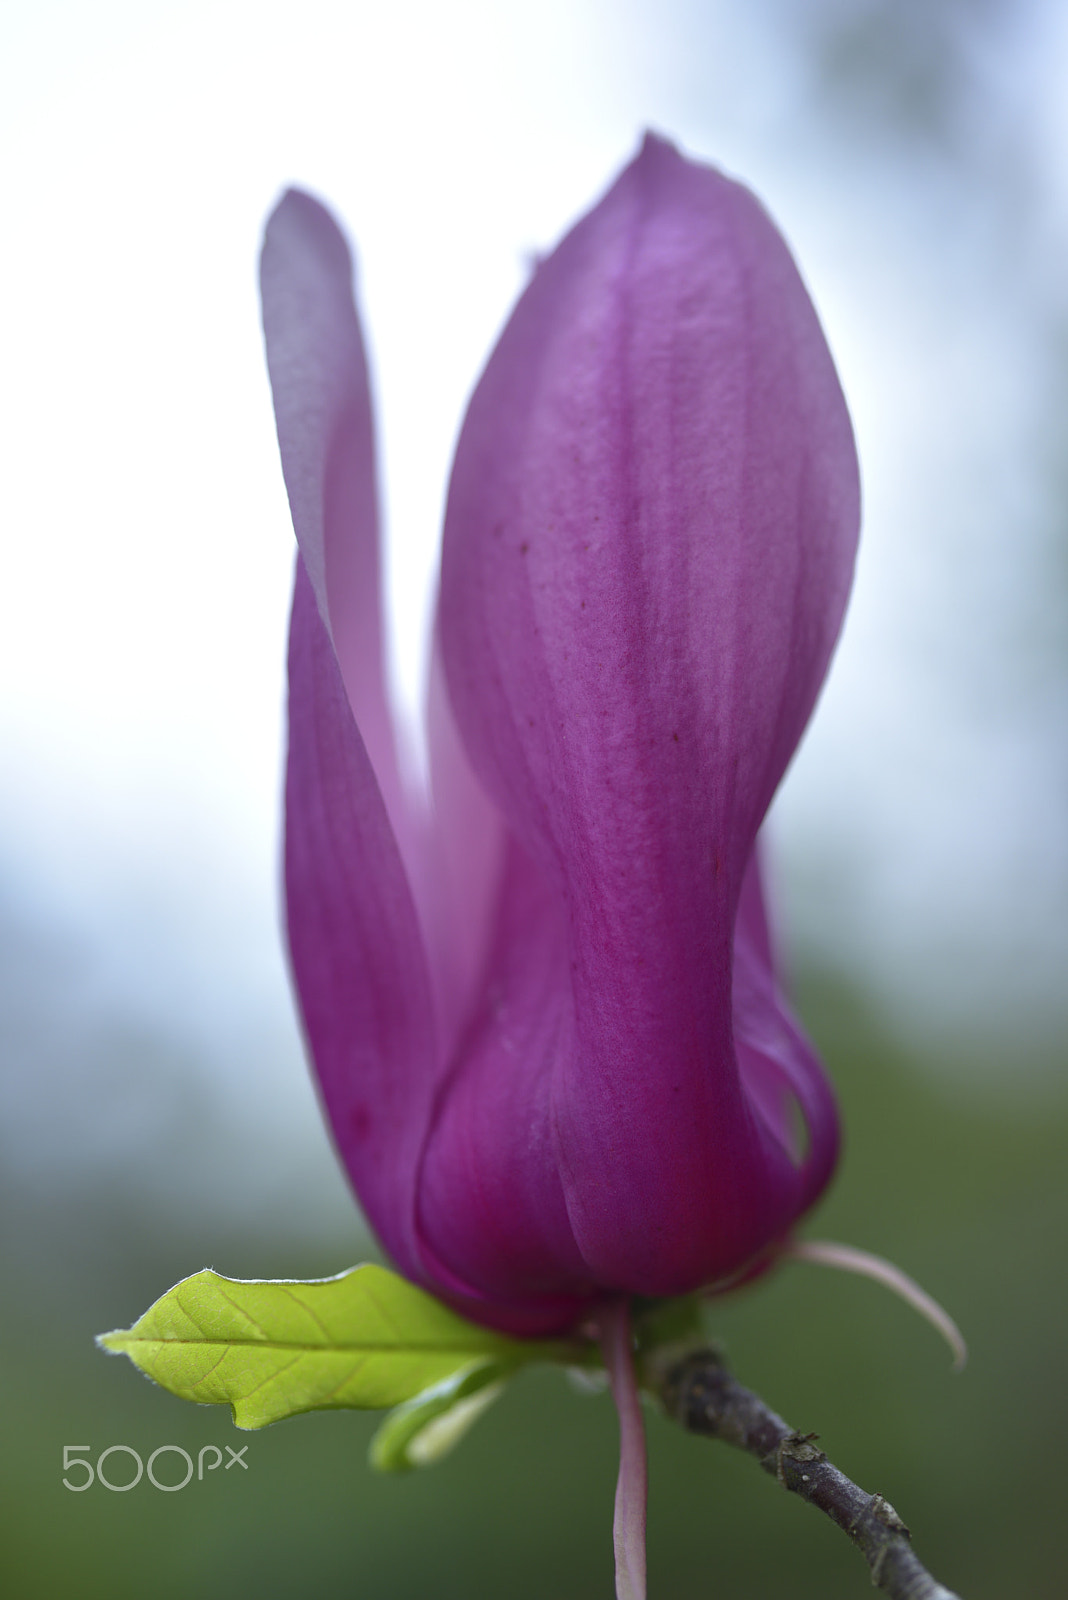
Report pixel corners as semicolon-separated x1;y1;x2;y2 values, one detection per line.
429;135;859;1299
262;191;507;1050
263;194;452;1281
284;558;439;1283
263;195;517;1308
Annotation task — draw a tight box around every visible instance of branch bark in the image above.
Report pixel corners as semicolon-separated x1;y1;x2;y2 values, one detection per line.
654;1348;961;1600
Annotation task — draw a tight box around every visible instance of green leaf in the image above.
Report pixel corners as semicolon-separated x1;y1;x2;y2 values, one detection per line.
369;1360;509;1473
98;1263;577;1430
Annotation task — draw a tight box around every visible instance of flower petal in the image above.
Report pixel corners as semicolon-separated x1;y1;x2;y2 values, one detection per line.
415;832;596;1321
433;135;858;1295
261;189;407;855
731;847;839;1210
284;558;439;1283
422;626;508;1047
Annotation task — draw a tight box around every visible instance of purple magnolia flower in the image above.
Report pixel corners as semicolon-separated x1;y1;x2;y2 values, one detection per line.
260;135;859;1340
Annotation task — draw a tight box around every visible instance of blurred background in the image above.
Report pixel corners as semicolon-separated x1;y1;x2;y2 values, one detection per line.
1;0;1065;1595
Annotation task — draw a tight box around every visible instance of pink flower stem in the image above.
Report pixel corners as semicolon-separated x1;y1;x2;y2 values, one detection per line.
598;1297;648;1600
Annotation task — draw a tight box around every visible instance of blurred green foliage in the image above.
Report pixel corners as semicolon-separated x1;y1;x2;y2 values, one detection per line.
2;969;1064;1599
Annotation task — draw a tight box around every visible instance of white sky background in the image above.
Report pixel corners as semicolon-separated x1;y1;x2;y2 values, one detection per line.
1;0;1066;1210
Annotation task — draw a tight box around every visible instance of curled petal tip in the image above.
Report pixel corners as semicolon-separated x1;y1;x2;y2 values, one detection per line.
637;127;678;160
784;1239;968;1373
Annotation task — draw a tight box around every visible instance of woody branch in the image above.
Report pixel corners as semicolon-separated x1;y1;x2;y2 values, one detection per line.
654;1348;961;1600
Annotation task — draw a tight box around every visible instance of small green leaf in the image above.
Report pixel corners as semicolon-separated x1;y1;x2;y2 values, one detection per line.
98;1264;576;1430
369;1360;509;1472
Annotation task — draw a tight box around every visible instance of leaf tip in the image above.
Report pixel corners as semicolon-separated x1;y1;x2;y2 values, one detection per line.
96;1329;131;1355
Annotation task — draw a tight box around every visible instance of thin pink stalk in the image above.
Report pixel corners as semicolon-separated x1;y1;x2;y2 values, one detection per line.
784;1239;968;1371
598;1298;648;1600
